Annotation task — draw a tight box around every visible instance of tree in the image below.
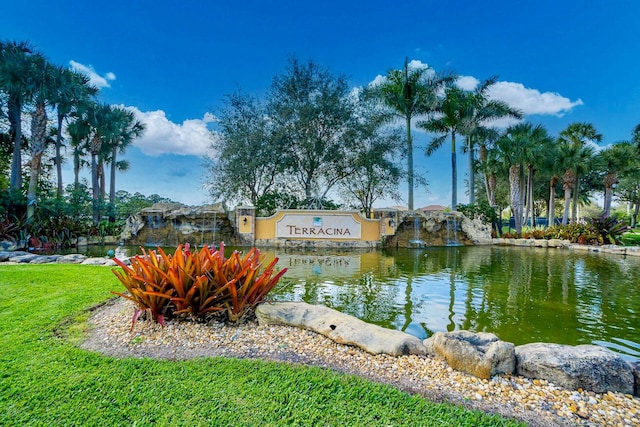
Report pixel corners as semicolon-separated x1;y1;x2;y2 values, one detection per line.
340;89;402;216
0;40;34;194
421;85;467;210
50;67;98;197
560;143;595;225
493;123;545;234
460;77;522;205
558;122;602;223
103;106;145;222
268;57;357;207
207;91;284;205
596;141;637;218
376;58;453;210
25;54;57;223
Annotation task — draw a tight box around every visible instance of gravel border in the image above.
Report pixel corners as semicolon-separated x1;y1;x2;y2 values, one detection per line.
78;298;640;427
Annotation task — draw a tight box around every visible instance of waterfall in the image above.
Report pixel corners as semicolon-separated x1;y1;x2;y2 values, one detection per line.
445;214;460;246
408;215;426;248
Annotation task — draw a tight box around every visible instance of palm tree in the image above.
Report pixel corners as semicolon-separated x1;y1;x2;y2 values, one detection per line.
493;123;543;234
558;122;602;223
460;77;522;205
560;144;595;225
421;85;467;210
0;40;35;193
25;54;57;222
377;58;453;210
104;106;145;222
50;67;98;197
596;142;637;218
543;142;570;227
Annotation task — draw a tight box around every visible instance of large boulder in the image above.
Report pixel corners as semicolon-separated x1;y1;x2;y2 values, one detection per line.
255;302;426;356
515;343;634;394
424;330;515;379
630;361;640;397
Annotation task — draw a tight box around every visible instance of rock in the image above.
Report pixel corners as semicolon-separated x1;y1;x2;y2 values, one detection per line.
425;330;515;379
0;239;17;251
630;361;640;397
56;254;87;264
515;343;634;394
255;302;426;356
82;257;111;265
29;255;62;264
10;253;40;263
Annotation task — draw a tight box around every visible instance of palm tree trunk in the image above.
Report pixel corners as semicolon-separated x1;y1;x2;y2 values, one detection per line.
55;113;64;197
562;186;571;225
8;95;23;192
488;173;496;206
548;177;557;227
633;203;639;228
26;103;48;223
468;136;475;205
406;115;414;211
451;132;457;210
109;145;118;222
509;165;522;234
571;171;580;223
602;172;617;218
91;152;100;225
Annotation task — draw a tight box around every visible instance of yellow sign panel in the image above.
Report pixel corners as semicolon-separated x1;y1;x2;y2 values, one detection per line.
276;213;362;239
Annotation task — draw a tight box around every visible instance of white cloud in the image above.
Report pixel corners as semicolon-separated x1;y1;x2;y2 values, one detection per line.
487;81;583;116
456;75;479;91
124;106;218;156
69;60;116;88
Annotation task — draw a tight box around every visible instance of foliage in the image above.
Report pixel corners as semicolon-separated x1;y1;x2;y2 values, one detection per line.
0;265;522;427
587;216;630;245
457;202;499;224
255;191;341;217
621;232;640;246
545;223;601;244
111;243;288;328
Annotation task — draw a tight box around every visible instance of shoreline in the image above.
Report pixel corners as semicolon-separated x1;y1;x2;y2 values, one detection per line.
79;298;640;427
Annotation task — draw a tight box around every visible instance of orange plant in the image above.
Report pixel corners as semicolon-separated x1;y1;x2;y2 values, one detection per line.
111;243;288;329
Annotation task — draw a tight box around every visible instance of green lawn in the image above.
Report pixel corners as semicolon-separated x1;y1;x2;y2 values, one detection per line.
0;264;525;426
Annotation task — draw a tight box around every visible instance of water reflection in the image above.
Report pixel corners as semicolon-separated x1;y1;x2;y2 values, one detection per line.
268;246;640;362
109;245;640;361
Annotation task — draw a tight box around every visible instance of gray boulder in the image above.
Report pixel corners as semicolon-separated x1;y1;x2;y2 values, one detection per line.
29;255;62;264
57;254;87;264
0;240;17;251
255;302;426;356
515;343;634;394
630;361;640;397
424;330;515;379
81;257;111;266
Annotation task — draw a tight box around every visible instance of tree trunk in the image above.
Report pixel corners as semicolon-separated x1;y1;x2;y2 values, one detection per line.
562;168;575;225
633;203;639;228
91;152;100;225
8;94;23;192
602;172;617;218
55;113;64;197
571;171;580;223
26;103;48;223
548;176;557;227
509;165;522;234
451;132;457;211
109;145;118;222
468;136;475;205
488;173;496;206
406;115;413;211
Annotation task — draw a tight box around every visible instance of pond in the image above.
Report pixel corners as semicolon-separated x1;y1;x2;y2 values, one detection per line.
104;244;640;362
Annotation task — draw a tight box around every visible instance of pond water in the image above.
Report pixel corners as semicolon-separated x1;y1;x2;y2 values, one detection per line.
103;245;640;362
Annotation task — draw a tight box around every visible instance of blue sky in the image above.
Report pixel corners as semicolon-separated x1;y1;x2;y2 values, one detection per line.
2;1;640;208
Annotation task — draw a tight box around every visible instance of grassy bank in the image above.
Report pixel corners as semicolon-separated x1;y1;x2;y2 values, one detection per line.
0;264;524;426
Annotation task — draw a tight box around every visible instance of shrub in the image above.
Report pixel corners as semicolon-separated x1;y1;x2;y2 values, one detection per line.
112;243;288;329
587;216;630;246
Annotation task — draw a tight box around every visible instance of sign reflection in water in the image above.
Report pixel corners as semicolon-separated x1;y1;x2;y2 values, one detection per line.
267;246;640;362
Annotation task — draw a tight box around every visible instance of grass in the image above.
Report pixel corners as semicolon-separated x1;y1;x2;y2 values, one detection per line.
0;264;526;426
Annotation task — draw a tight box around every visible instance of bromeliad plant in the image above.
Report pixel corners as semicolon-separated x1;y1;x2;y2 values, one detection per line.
111;243;288;329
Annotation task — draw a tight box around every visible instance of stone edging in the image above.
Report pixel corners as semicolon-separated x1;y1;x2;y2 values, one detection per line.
0;251;117;266
492;238;640;256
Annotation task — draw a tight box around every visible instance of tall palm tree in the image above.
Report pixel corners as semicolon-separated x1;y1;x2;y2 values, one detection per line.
421;85;467;210
560;144;594;225
0;40;35;193
558;122;602;223
520;124;552;227
104;106;145;222
460;77;522;205
25;54;57;222
596;142;637;218
377;58;453;210
50;67;98;197
543;142;570;227
493;123;543;234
